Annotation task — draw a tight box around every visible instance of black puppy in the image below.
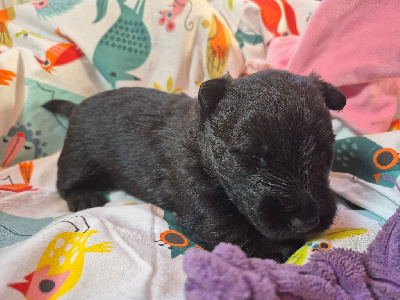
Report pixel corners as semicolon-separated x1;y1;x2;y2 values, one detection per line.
44;70;346;262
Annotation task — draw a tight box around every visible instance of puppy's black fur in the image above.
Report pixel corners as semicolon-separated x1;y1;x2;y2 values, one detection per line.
44;70;346;262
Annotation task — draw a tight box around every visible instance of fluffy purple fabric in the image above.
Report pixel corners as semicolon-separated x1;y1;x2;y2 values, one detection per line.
183;208;400;299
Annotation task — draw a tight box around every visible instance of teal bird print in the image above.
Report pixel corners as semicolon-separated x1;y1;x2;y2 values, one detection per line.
235;22;263;48
332;136;400;190
155;211;206;258
0;210;55;248
93;0;151;88
33;0;82;20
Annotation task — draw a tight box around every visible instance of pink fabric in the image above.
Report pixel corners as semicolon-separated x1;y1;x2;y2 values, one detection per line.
258;0;400;134
267;35;299;71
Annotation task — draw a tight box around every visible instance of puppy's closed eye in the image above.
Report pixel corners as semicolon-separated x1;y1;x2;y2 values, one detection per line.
231;150;268;170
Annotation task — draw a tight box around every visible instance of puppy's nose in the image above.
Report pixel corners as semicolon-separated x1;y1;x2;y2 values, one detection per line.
290;216;320;232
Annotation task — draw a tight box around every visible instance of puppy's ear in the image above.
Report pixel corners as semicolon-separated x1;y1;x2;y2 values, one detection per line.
320;82;346;111
310;73;346;111
198;72;232;118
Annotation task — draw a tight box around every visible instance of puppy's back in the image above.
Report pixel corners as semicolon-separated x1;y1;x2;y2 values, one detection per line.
63;87;196;202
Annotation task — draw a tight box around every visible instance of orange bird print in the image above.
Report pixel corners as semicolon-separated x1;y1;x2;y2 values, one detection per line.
35;28;84;74
0;161;38;193
249;0;299;37
0;7;16;48
0;69;16;87
8;230;114;299
203;14;232;79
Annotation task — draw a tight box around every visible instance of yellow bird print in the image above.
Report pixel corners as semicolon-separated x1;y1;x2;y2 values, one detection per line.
286;228;368;265
8;230;114;299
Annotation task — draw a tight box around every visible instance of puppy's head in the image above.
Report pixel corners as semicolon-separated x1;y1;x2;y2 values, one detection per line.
198;70;346;242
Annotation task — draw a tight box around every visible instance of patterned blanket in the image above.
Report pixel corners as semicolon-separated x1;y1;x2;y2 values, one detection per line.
0;0;399;299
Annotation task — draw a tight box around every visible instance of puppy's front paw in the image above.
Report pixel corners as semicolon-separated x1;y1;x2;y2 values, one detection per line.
242;239;303;263
65;190;107;212
270;241;304;263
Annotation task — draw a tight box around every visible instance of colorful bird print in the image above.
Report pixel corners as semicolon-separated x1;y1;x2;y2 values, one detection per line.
93;0;151;89
156;211;204;258
35;28;84;74
1;128;38;169
0;69;16;87
390;119;400;131
33;0;82;20
0;211;55;248
159;0;193;32
235;22;263;48
1;132;30;169
153;76;182;94
310;241;331;254
203;14;232;79
8;230;114;299
332;136;400;190
249;0;299;37
15;29;42;39
7;79;86;166
0;6;16;48
286;228;368;265
227;0;233;10
0;161;37;192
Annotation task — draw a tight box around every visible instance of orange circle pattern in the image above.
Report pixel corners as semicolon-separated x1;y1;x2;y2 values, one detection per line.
160;230;189;247
373;148;398;170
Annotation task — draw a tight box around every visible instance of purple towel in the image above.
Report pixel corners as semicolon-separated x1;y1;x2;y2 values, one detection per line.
183;208;400;299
